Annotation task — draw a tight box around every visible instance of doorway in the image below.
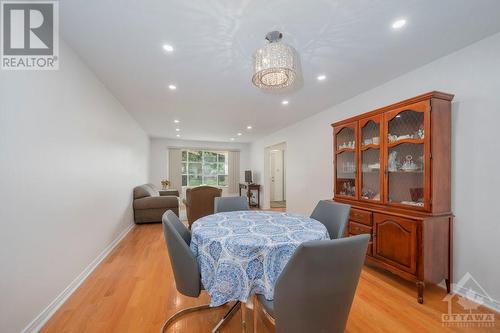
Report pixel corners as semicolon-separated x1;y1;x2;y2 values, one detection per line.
268;143;286;209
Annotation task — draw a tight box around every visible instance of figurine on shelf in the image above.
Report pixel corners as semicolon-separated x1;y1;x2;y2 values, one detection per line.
388;133;415;143
362;188;379;200
388;151;398;171
341;182;355;196
416;125;425;139
401;155;419;172
339;141;355;150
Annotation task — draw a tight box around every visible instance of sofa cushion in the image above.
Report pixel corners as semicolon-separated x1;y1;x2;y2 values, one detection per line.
134;184;157;199
134;196;179;210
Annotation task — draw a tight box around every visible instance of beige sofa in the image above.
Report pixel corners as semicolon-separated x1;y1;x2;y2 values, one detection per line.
133;184;179;224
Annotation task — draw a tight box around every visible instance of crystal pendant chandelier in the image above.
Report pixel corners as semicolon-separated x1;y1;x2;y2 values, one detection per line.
252;31;297;89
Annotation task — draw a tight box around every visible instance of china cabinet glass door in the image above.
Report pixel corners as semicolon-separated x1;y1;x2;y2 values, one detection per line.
335;123;357;198
360;116;382;202
384;103;430;209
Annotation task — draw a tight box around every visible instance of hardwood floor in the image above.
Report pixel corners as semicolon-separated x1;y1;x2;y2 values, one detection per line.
42;223;499;333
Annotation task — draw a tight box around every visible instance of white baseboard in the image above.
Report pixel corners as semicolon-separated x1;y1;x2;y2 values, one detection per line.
453;284;500;313
21;223;135;333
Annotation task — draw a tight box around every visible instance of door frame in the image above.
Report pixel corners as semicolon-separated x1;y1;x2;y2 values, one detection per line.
264;142;287;209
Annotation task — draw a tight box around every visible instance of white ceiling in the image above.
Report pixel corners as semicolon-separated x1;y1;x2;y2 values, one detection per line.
61;0;500;142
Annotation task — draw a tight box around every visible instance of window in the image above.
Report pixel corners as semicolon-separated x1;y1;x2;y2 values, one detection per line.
181;150;228;187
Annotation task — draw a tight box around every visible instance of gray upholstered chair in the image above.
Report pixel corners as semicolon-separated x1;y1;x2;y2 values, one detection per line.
255;234;369;333
310;200;351;239
214;196;250;213
161;210;239;332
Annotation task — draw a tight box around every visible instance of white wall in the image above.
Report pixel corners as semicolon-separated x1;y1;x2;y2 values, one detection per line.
0;41;149;333
250;32;500;305
149;138;251;196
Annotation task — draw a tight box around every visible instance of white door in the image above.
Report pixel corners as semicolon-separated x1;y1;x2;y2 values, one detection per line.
270;150;284;201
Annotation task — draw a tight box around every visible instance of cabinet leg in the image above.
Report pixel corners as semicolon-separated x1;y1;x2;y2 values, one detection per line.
416;281;425;304
445;278;451;294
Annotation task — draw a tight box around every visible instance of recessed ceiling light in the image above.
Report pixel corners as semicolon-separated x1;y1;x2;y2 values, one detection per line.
163;44;174;52
174;119;180;123
317;74;326;81
176;134;180;137
175;128;180;132
247;125;252;130
168;84;177;90
230;138;235;141
392;19;407;29
281;100;289;105
237;132;242;136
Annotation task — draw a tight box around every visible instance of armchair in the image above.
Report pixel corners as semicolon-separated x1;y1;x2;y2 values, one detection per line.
183;186;222;228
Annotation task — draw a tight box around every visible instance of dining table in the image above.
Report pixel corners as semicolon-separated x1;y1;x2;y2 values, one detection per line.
189;210;330;307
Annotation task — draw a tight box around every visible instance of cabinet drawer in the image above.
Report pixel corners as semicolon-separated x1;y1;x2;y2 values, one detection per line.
349;221;372;239
350;208;372;225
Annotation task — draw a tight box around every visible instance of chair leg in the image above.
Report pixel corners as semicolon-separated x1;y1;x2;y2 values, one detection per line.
160;304;211;332
212;301;241;333
160;301;241;333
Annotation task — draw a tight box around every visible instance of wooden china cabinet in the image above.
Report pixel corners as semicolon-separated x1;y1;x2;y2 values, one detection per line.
332;91;454;303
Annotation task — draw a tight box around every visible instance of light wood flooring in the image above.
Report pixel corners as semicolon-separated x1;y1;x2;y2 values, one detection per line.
42;222;499;333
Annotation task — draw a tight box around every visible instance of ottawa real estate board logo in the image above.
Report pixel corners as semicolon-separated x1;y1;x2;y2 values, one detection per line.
442;272;496;328
1;0;59;70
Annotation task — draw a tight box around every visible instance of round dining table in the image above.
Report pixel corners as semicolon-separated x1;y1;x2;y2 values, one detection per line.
190;210;330;306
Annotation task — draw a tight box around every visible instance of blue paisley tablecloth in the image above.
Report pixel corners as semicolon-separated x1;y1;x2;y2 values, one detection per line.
190;210;329;306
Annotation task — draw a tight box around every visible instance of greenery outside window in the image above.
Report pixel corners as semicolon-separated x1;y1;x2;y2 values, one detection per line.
181;150;228;187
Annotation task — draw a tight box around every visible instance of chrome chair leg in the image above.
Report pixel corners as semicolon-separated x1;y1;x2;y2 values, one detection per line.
160;304;211;332
160;301;241;333
212;301;241;333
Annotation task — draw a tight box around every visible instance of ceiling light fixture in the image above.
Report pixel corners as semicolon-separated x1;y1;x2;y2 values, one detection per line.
252;31;298;89
317;74;326;81
168;84;177;90
174;119;180;123
237;132;242;136
175;128;180;132
281;100;289;105
247;125;252;130
230;138;235;141
176;134;180;137
163;44;174;52
392;19;407;29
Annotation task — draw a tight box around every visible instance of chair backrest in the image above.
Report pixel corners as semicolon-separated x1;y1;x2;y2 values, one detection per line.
310;200;351;239
162;210;201;297
274;234;369;333
214;196;250;213
185;186;222;226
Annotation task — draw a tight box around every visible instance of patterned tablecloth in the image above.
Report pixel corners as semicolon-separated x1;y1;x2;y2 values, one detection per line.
190;210;329;306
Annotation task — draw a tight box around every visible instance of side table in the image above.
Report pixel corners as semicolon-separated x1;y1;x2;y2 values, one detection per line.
239;183;260;208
